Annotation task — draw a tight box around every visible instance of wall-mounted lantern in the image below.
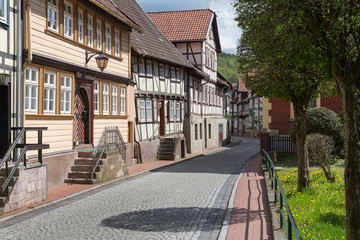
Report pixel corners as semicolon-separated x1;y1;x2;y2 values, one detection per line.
85;50;109;72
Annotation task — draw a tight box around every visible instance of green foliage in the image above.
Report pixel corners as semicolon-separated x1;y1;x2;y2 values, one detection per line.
291;108;344;155
217;53;239;83
278;168;346;239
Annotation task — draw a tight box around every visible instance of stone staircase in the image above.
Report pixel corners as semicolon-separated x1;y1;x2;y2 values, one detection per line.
65;151;102;184
0;165;19;207
157;138;176;160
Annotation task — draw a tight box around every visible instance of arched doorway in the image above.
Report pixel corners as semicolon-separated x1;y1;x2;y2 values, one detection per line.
73;88;90;145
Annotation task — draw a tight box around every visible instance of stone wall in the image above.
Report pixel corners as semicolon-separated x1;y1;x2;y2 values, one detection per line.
97;151;128;183
4;163;47;213
137;139;160;163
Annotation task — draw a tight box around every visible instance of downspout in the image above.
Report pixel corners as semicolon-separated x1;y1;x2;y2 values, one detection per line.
16;0;23;128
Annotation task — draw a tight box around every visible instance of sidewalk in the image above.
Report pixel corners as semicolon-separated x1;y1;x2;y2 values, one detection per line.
225;156;273;240
0;137;241;220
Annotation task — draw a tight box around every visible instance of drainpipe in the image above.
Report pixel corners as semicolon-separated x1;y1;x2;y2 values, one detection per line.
16;0;23;128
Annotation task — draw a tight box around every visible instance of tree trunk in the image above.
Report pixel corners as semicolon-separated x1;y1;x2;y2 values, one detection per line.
338;79;360;239
293;103;310;191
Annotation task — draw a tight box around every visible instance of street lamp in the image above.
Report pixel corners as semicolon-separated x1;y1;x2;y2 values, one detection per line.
85;50;109;72
0;66;11;85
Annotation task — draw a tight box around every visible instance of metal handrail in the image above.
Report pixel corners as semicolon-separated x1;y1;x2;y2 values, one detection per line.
0;127;48;193
262;149;302;240
92;126;126;177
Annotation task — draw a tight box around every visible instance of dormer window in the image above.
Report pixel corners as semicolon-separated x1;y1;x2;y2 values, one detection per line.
63;1;73;39
47;0;59;32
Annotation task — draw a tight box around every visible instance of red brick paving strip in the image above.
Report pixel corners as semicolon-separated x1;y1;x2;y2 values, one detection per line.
226;157;273;240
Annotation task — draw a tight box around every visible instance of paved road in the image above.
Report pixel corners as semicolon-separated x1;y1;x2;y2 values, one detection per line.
0;137;259;240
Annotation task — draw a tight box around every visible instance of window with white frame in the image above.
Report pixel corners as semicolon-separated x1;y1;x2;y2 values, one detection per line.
61;75;72;114
153;100;157;122
146;60;152;76
176;102;181;121
175;68;180;82
44;71;56;114
47;0;58;32
198;86;201;102
103;83;109;114
78;9;83;43
105;23;111;54
211;52;215;70
93;81;99;114
114;29;120;57
139;100;145;122
159;64;165;79
205;87;208;104
96;19;102;50
25;68;39;114
87;15;93;47
169;101;174;121
112;85;118;115
120;87;126;115
64;1;73;39
170;66;175;80
0;0;8;25
146;100;152;122
139;59;145;76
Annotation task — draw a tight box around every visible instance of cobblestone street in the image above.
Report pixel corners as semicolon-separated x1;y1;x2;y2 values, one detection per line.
0;137;259;240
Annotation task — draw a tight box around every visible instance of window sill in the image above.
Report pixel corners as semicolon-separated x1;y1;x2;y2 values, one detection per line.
94;115;128;119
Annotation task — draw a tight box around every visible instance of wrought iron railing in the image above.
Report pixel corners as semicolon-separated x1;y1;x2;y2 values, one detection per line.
92;126;126;177
0;127;49;194
262;149;302;240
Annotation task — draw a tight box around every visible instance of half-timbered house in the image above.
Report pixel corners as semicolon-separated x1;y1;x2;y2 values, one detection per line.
23;0;138;187
148;9;231;153
115;0;204;162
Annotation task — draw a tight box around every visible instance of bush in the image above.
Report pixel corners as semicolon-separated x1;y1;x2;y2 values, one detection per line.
291;107;343;155
306;134;335;182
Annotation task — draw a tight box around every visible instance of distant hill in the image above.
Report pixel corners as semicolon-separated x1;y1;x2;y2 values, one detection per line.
217;53;239;83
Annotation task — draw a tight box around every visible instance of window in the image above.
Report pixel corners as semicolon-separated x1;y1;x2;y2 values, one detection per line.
200;123;202;139
0;0;8;26
205;48;210;66
47;0;59;32
105;23;111;54
96;19;102;50
61;75;72;114
103;83;109;114
139;100;145;122
25;68;39;113
195;124;198;140
205;87;208;104
64;1;73;39
211;52;215;69
78;9;83;43
198;86;201;102
146;60;152;77
159;64;165;79
146;100;152;122
93;81;99;114
114;29;120;57
169;101;174;121
120;87;126;115
44;71;56;114
87;15;93;47
193;83;196;102
170;66;175;80
139;59;145;76
112;85;118;115
176;102;181;121
175;68;180;82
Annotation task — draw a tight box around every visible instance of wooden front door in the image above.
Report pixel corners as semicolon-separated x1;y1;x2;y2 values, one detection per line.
159;100;165;136
73;88;90;144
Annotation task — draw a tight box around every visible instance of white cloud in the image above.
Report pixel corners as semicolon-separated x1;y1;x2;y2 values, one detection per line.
209;0;241;54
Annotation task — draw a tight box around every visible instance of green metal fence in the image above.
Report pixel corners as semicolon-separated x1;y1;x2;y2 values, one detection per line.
262;149;302;240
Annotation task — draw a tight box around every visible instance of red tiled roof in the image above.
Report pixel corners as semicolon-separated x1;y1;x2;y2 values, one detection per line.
147;9;214;42
238;77;248;92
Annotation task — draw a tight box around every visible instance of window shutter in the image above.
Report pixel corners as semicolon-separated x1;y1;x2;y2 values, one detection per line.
136;98;141;123
181;101;184;121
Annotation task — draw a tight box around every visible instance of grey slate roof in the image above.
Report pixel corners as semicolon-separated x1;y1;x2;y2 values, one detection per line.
110;0;193;68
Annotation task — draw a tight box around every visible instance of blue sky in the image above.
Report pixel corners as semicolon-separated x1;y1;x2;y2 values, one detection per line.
136;0;241;54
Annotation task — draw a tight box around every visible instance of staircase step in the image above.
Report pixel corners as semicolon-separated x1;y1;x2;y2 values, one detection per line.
161;138;175;142
159;143;175;148
64;178;95;184
68;172;96;179
74;159;103;166
78;151;108;159
158;149;174;155
71;165;101;172
158;155;175;160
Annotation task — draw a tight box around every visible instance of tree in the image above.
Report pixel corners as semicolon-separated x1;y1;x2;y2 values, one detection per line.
234;1;360;238
234;1;330;191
